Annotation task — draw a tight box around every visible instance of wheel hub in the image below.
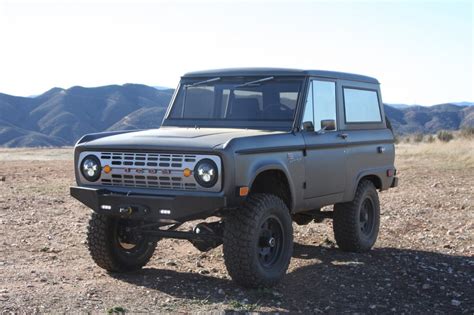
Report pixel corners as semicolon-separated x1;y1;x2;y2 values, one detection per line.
268;237;276;248
116;219;142;251
257;216;284;268
359;198;375;236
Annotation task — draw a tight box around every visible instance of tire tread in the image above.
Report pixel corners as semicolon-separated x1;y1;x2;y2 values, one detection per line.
333;180;379;252
223;194;293;288
86;213;154;272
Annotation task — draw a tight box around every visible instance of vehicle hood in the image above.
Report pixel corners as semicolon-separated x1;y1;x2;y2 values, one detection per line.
77;127;284;152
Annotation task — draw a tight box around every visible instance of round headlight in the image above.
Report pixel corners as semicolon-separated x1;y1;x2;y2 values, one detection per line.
194;159;218;188
80;155;101;182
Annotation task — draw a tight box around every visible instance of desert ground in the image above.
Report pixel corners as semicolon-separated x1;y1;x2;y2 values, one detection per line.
0;140;473;314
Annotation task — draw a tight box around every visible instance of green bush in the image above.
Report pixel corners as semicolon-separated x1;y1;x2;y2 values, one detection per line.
437;130;454;142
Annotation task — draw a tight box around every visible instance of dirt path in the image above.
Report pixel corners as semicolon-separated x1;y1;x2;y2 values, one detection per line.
0;142;472;313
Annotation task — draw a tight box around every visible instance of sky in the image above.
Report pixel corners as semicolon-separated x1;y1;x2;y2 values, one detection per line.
0;0;472;105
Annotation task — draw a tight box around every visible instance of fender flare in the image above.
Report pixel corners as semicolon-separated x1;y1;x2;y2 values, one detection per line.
247;161;296;211
348;169;383;200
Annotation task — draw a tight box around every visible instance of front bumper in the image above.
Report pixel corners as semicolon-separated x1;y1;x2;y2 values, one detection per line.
70;186;226;223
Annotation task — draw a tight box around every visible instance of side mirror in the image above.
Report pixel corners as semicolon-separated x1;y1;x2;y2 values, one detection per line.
302;121;315;132
320;119;336;131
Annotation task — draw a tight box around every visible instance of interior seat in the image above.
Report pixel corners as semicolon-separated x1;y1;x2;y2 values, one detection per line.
228;98;260;119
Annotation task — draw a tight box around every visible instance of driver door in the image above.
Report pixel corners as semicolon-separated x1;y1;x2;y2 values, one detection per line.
302;79;347;199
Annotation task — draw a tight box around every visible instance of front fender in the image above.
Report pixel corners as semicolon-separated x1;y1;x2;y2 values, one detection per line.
234;153;305;212
248;161;292;190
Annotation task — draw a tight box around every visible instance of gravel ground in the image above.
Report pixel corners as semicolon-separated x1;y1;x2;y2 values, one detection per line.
0;142;473;313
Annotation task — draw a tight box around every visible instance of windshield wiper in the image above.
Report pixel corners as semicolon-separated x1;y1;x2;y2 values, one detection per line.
186;77;221;87
234;76;274;88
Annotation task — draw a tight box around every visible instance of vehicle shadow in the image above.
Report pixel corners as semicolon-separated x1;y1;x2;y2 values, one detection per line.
110;243;473;313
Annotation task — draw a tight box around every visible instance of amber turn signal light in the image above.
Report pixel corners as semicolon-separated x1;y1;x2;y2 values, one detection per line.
239;186;249;196
183;168;192;177
103;165;111;174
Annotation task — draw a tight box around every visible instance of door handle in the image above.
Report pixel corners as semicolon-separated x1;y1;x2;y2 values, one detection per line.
338;133;348;139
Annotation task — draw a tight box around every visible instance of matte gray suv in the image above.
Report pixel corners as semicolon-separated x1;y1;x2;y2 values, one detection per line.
71;68;398;288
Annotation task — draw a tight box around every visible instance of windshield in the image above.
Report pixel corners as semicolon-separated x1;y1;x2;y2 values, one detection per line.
165;77;304;130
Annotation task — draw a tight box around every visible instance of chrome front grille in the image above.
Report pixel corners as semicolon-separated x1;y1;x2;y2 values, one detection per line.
78;151;222;192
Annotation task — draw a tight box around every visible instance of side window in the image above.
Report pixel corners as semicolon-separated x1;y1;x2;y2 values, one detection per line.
301;80;337;130
343;88;381;123
313;81;336;130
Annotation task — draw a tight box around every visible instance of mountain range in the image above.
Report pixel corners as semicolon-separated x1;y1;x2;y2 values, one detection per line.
0;84;472;147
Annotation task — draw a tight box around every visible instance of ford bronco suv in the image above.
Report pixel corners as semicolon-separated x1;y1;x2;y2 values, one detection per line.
71;68;398;288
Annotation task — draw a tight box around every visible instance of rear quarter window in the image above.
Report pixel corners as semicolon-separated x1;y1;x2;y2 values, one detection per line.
343;88;382;123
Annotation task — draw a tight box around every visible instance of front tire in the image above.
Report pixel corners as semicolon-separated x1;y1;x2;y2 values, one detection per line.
87;213;156;272
333;180;380;252
223;194;293;288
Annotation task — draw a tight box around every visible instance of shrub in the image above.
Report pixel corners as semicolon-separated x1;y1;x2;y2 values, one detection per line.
413;133;424;143
426;134;435;143
437;130;454;142
460;127;474;138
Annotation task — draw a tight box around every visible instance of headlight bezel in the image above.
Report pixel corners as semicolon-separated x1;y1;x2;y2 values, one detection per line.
194;158;219;188
80;154;102;182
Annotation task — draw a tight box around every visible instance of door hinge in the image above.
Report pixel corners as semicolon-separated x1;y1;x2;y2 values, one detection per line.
303;182;307;189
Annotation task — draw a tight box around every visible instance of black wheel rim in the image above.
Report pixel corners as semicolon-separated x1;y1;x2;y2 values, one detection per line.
359;198;375;236
257;215;284;268
115;219;147;255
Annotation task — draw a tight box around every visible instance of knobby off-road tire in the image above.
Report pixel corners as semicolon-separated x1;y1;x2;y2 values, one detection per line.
223;194;293;288
87;213;156;272
333;180;380;252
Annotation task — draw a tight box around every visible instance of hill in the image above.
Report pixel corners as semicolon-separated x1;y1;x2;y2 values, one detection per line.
0;84;472;147
384;103;473;134
0;84;173;147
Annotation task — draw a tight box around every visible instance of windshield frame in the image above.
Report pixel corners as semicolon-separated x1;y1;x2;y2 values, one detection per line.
162;76;306;131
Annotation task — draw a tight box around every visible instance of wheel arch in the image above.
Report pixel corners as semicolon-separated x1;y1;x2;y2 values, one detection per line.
248;164;295;212
348;172;383;200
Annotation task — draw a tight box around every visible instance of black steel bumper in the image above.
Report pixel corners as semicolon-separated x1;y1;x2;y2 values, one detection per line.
70;186;226;223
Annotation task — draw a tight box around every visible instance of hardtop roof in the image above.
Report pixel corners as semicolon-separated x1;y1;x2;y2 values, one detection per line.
183;67;379;84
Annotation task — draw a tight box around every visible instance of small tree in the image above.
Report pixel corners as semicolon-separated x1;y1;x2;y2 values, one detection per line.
437;130;454;142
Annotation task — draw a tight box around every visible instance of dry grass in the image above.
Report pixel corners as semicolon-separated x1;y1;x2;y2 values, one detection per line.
396;138;474;170
0;147;73;161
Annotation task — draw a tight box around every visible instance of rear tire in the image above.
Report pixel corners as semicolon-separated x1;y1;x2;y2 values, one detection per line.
87;213;156;272
223;194;293;288
333;180;380;252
